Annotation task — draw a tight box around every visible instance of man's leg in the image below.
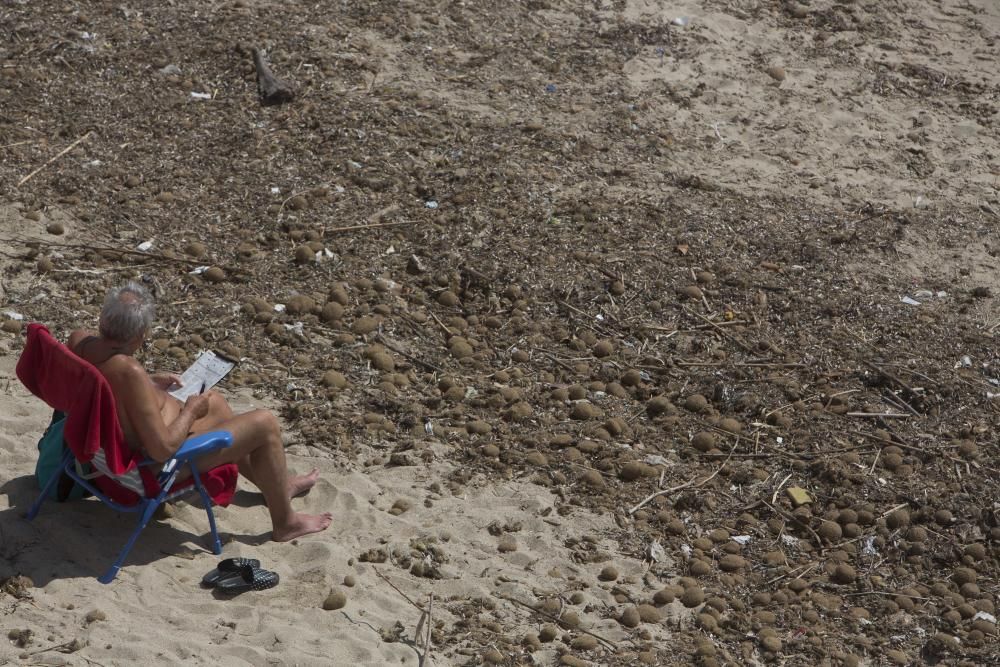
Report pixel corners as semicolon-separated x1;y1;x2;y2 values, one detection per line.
188;409;332;541
191;391;319;498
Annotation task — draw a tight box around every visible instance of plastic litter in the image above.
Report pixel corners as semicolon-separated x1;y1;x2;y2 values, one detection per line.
646;539;666;563
672;16;690;26
425;200;439;209
136;240;153;252
190;92;212;100
900;296;921;306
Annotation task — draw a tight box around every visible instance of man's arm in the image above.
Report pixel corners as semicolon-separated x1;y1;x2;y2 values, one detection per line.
106;358;209;462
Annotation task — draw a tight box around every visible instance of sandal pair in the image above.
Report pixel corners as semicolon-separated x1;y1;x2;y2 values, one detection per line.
202;557;279;593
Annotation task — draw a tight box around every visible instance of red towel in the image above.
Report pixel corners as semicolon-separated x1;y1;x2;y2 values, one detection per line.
16;323;237;506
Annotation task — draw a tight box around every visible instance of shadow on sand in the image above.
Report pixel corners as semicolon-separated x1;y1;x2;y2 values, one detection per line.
0;474;269;586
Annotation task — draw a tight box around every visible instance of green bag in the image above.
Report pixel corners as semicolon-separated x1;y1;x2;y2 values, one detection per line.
35;411;87;502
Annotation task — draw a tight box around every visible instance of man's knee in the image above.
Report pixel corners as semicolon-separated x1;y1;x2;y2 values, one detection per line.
205;389;230;410
249;409;281;437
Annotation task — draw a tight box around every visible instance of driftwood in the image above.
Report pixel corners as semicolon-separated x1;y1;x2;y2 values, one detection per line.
251;48;294;106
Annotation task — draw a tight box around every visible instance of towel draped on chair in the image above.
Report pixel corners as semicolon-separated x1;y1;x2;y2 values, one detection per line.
16;323;237;506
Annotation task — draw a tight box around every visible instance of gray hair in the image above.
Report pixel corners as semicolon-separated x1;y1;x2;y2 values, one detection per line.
99;281;156;342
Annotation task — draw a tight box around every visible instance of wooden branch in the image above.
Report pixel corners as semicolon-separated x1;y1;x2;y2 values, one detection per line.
251;48;294;106
17;131;92;187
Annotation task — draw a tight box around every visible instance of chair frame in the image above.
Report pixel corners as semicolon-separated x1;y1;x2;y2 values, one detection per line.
27;431;233;584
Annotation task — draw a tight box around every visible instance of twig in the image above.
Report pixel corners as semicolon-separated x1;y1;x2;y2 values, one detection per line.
761;500;823;548
18;238;217;268
771;472;793;504
428;311;454;338
376;333;445;374
682;306;755;353
324;220;418;236
879;502;909;519
674;360;804;368
628;445;734;515
846;412;910;419
372;565;425;612
842;590;930;601
17;131;92;187
422;594;433;666
496;593;616;650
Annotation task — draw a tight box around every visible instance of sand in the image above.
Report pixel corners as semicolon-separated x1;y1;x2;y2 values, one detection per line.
3;0;1000;665
1;351;658;665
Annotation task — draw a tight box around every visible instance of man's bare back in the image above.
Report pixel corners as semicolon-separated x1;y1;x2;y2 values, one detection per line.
68;329;183;451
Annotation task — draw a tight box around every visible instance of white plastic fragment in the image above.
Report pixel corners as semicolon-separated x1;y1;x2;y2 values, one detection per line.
2;311;25;321
973;611;996;623
644;455;669;466
283;322;304;335
425;200;439;209
672;16;690;26
273;304;286;312
188;266;209;275
862;536;878;556
646;540;666;563
732;535;752;545
956;356;972;368
190;91;212;100
136;240;153;252
900;296;921;306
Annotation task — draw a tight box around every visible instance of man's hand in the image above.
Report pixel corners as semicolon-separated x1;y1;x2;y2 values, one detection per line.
151;373;183;390
184;394;210;420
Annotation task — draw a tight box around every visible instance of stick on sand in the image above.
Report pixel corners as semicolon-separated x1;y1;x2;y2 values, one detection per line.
17;131;92;187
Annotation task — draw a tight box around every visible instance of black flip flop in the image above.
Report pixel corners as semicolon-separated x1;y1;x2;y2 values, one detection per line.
201;557;261;587
215;565;279;594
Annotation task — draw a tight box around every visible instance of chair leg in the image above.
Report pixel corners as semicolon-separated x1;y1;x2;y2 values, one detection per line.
190;467;222;555
99;499;159;584
26;451;74;520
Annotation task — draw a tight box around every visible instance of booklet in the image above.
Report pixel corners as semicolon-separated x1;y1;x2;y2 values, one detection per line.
167;350;236;401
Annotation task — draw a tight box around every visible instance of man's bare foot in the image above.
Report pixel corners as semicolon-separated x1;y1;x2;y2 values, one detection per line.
288;469;320;498
272;512;333;542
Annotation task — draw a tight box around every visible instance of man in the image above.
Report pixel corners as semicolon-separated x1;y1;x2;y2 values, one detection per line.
68;281;332;541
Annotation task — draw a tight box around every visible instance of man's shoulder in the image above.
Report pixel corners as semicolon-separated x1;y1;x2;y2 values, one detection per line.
67;328;96;349
99;353;146;382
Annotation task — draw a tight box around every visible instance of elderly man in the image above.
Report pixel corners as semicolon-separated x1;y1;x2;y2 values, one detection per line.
68;281;332;541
